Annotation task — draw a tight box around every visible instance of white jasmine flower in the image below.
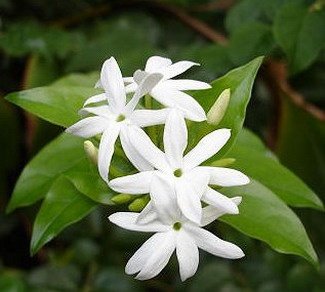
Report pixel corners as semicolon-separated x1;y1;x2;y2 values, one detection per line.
109;175;244;281
66;57;169;182
109;110;249;223
92;56;211;122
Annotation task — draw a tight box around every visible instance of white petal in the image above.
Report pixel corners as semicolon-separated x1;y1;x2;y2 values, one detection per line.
100;57;126;112
65;116;108;138
183;129;231;169
135;231;175;280
202;166;250;186
83;93;107;106
176;179;202;224
162;79;211;91
120;126;153;171
159;61;199;80
145;56;172;73
133;69;149;84
125;82;137;94
79;105;112;118
201;197;242;227
176;230;199;281
202;187;239;214
124;73;163;114
164;109;188;168
150;174;180;225
130;109;169;127
126;232;166;275
109;171;154;194
108;212;168;233
187;225;245;259
123;77;134;84
183;168;209;198
128;126;170;171
98;124;120;182
151;86;206;122
136;202;158;225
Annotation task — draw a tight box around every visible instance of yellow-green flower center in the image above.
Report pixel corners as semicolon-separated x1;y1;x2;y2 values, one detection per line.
116;114;125;122
173;222;182;231
173;168;183;177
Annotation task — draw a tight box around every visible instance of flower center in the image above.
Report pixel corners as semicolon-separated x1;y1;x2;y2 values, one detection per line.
116;114;125;122
173;222;182;231
173;168;183;177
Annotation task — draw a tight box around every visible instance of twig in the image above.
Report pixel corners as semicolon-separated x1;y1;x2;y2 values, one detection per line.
152;1;228;45
264;60;325;122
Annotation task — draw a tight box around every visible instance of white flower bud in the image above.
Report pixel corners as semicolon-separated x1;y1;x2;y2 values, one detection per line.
207;88;231;126
84;140;98;165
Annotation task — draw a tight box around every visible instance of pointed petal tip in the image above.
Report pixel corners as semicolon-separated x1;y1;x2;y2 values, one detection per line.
233;248;245;259
229;204;239;215
232;196;242;206
238;174;250;185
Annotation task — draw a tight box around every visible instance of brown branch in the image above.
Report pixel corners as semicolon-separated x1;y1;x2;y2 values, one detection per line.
264;60;325;122
153;1;228;45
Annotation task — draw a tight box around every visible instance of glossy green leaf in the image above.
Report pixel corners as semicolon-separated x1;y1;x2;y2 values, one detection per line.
65;171;114;205
273;3;325;74
228;129;323;210
31;176;97;255
220;180;318;266
5;85;100;127
190;56;263;159
7;134;86;212
52;72;98;88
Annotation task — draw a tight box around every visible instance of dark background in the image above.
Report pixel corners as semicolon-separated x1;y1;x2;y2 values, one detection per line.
0;0;324;291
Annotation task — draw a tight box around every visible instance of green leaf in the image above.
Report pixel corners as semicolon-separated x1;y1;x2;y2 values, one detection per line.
220;180;318;266
225;0;264;34
276;97;325;196
273;3;325;74
65;171;114;205
31;176;96;255
190;56;263;159
7;134;86;212
5;85;100;127
52;72;99;88
228;129;323;210
229;22;274;65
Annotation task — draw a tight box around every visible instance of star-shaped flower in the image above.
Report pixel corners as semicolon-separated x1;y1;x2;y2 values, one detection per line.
66;57;169;182
109;109;249;223
109;174;244;281
92;56;211;121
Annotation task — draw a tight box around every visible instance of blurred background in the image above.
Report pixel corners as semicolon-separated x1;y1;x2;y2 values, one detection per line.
0;0;324;291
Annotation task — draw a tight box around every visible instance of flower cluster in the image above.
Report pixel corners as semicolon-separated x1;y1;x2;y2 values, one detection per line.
66;56;249;281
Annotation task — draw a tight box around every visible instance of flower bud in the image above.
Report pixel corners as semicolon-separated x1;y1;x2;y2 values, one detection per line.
128;196;150;212
210;158;236;167
207;88;231;126
111;194;133;204
84;140;98;165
